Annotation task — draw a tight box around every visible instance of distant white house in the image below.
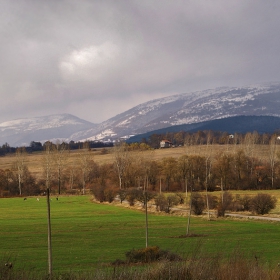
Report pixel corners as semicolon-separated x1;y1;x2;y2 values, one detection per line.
160;140;173;148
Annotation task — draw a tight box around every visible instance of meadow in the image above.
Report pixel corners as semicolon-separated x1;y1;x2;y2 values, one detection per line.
1;195;280;274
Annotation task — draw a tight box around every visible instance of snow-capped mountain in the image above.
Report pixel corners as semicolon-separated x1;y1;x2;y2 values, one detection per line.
0;114;96;146
70;83;280;142
1;83;280;146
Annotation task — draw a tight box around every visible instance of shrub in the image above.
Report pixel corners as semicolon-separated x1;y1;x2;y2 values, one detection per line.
136;190;157;207
191;193;205;215
155;194;168;212
92;185;106;202
104;187;117;203
239;195;252;211
250;193;277;215
154;194;180;213
217;191;233;217
230;194;244;212
176;192;185;204
118;189;127;204
207;194;218;209
125;246;182;263
165;194;180;213
126;188;139;206
93;185;117;203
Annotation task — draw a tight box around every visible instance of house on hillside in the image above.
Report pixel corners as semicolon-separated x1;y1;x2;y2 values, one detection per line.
160;140;173;148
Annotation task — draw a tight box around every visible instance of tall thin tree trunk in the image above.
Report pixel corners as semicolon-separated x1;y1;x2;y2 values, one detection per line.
46;188;52;276
221;177;224;204
185;178;188;198
18;174;22;196
186;187;192;235
205;159;210;221
58;168;61;195
145;191;148;248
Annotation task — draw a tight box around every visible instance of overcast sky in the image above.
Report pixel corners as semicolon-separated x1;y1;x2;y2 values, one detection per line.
1;0;280;124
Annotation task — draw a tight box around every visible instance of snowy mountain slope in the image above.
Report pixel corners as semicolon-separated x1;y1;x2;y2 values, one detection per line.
71;83;280;141
0;114;96;146
1;83;280;146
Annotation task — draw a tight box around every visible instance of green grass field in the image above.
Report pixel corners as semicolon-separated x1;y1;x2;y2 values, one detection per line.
1;195;280;273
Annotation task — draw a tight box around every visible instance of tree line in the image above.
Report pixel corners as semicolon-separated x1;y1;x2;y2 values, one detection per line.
0;140;113;156
142;130;279;148
1;134;280;197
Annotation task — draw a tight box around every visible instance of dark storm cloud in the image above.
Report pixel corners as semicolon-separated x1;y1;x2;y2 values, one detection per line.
1;0;280;123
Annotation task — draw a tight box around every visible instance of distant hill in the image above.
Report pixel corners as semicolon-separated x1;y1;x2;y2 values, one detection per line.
1;83;280;146
127;116;280;143
70;83;280;142
0;114;96;147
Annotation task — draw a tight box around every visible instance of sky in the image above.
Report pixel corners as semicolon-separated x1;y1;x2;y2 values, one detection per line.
1;0;280;124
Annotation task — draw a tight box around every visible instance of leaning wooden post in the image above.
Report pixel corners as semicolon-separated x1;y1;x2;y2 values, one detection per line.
186;187;192;235
145;191;149;248
47;188;52;276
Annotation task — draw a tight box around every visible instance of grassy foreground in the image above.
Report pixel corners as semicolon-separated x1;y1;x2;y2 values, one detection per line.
1;195;280;273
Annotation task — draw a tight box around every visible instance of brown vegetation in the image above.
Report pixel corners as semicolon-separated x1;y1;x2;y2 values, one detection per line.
1;136;280;198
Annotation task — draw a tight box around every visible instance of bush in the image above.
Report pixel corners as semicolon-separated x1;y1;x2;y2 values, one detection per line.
239;195;252;211
118;189;127;204
217;191;233;217
207;194;218;209
176;192;185;204
191;193;205;215
92;185;106;202
136;190;157;207
125;246;182;263
126;188;139;206
155;194;168;212
104;187;117;203
165;194;180;213
154;194;180;213
93;185;117;203
250;193;277;215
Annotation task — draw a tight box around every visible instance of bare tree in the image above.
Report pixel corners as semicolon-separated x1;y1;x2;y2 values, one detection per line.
243;132;258;158
138;150;156;191
269;135;279;189
42;141;54;276
13;147;27;196
186;186;192;235
161;157;177;191
79;142;93;195
205;134;213;220
113;142;130;189
42;142;55;192
177;155;190;194
53;141;69;195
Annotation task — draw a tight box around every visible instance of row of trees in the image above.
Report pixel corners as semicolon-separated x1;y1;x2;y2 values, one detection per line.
142;130;279;148
1;135;280;197
0;129;278;156
0;140;113;156
93;185;277;217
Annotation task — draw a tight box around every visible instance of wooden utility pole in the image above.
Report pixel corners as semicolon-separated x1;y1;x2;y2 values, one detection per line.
44;142;53;276
47;188;52;275
145;191;149;248
186;186;192;235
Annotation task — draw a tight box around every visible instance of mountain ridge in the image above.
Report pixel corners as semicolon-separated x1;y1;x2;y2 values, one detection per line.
1;83;280;146
72;83;280;141
0;114;96;146
127;115;280;143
